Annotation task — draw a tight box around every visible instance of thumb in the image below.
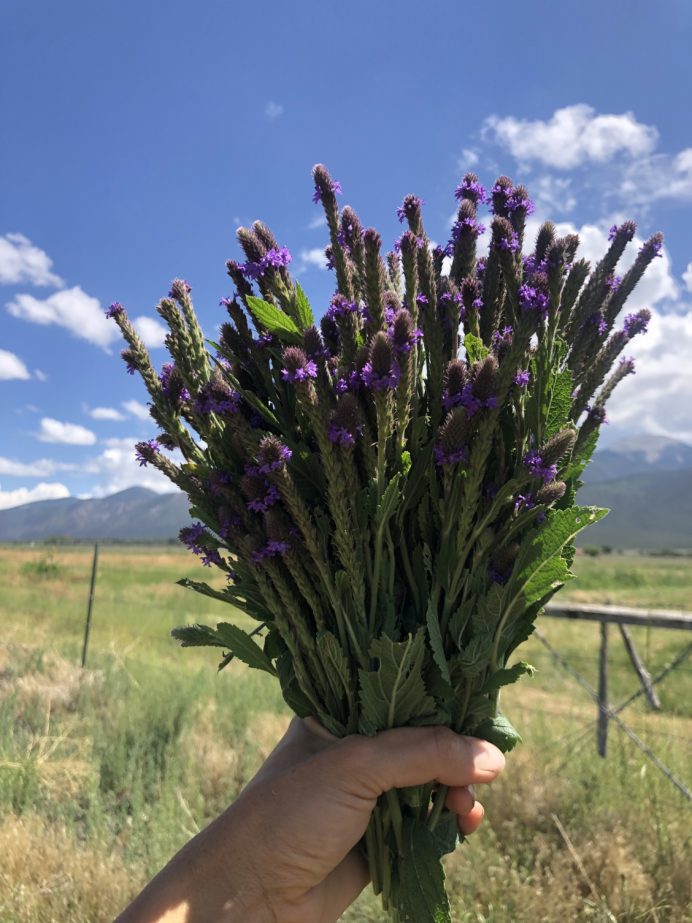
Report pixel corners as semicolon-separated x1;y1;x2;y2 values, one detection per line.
328;726;505;800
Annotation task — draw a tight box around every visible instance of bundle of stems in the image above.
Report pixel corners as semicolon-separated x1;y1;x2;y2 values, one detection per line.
108;165;660;921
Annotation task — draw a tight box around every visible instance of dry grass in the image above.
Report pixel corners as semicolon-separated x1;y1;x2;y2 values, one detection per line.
0;814;135;923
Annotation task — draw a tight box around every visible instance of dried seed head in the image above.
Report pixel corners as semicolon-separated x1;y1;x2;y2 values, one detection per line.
370;331;394;377
534;222;556;263
535;480;567;505
444;359;467;396
472;355;499;403
539;428;577;466
236;227;266;264
252;221;280;252
319;313;340;356
303;325;327;360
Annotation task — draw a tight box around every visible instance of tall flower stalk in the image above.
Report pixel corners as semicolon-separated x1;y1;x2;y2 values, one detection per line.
108;166;661;922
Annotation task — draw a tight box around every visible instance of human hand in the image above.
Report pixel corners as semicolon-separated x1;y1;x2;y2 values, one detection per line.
115;718;505;923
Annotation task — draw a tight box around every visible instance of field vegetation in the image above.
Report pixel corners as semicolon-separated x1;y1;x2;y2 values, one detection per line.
1;545;690;922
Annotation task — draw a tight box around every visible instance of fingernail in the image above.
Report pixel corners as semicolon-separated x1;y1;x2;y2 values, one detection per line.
470;739;505;772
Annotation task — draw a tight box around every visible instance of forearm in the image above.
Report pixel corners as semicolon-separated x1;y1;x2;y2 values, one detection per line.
115;804;270;923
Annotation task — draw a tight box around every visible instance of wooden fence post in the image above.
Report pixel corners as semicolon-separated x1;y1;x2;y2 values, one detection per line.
618;624;661;710
81;542;99;668
597;621;609;757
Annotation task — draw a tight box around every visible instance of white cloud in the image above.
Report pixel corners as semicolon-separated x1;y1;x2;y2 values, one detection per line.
459;148;480;168
34;368;48;382
0;481;70;511
0;456;75;477
0;233;64;287
133;315;167;348
0;348;31;380
606;306;692;444
530;175;577;215
684;263;692;293
299;248;328;270
7;286;118;349
308;215;327;230
122;399;150;421
89;406;126;421
619;147;692;207
38;417;97;446
483;104;658;170
85;437;181;497
265;101;284;120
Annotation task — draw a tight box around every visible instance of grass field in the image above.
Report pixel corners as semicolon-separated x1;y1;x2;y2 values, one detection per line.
1;545;691;922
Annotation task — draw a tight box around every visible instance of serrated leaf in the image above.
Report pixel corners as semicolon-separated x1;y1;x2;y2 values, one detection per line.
426;599;450;684
212;622;275;674
472;712;523;753
506;505;609;614
293;282;315;329
171;623;223;648
395;818;451;923
375;472;402;528
464;332;489;363
176;577;231;604
275;651;313;717
546;367;574;438
358;629;437;734
317;631;354;720
245;296;302;343
481;661;535;694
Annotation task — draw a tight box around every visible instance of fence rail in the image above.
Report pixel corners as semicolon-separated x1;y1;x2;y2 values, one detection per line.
535;600;692;801
544;602;692;631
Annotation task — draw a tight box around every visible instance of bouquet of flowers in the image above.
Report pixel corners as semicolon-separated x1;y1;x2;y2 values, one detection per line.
108;165;659;921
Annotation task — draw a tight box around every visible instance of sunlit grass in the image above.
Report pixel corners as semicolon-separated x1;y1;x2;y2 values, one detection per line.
1;545;691;921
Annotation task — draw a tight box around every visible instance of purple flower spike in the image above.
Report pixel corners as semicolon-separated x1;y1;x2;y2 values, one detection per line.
623;311;650;337
281;346;318;383
135;438;159;467
608;224;619;242
312;176;342;204
514;370;530;388
106;302;125;319
434;444;468;467
360;361;401;390
523;450;557;484
454;175;488;205
256;437;293;474
518;284;549;319
514;493;536;513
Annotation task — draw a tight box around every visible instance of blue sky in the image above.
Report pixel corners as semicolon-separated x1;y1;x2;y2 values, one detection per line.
2;0;692;508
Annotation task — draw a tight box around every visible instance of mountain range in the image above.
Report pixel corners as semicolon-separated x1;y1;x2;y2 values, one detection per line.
0;435;690;549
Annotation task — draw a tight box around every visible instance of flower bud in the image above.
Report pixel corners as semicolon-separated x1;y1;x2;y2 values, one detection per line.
539;428;577;466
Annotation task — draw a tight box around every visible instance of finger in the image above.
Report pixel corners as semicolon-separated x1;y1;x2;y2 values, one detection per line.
458;800;485;836
444;785;475;817
338;727;505;798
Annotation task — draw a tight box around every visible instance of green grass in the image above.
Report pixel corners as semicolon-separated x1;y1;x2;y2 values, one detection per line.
1;545;691;922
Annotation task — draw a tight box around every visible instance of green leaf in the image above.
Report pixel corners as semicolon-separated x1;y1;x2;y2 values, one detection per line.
213;623;276;674
473;712;523;753
395;817;452;923
506;505;609;614
293;282;315;329
426;600;450;684
176;577;231;604
171;623;223;648
358;629;437;734
276;651;313;717
245;296;302;343
464;332;489;363
481;661;535;695
546;367;574;438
